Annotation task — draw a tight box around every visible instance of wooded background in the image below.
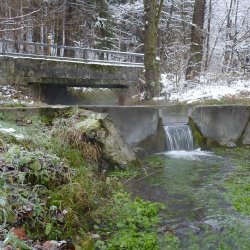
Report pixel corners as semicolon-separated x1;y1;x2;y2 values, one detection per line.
0;0;249;83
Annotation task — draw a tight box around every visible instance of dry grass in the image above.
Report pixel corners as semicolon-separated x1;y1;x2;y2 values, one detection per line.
51;114;102;165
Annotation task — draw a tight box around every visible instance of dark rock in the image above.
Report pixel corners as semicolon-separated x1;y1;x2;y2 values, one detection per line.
132;147;148;159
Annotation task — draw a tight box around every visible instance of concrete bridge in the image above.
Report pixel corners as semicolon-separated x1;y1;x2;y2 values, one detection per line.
0;39;144;103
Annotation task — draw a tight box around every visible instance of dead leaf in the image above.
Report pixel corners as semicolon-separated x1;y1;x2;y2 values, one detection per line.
10;227;28;240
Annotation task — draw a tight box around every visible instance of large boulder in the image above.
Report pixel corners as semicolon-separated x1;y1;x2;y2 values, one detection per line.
53;110;136;168
191;105;250;147
82;106;167;154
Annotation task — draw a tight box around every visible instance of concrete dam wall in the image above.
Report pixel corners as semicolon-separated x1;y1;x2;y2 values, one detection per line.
190;105;250;147
84;105;250;149
1;105;250;157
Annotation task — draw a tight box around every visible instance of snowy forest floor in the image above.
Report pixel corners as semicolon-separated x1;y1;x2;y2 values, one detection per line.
156;73;250;105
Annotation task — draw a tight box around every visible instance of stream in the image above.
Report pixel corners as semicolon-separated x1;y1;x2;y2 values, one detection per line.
129;149;250;249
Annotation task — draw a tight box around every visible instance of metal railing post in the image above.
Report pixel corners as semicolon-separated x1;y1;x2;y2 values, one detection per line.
2;38;6;54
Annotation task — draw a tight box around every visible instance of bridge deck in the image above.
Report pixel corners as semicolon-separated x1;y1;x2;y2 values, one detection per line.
0;54;143;88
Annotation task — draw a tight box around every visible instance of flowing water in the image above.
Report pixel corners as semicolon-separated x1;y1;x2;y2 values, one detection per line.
164;123;194;151
129;125;250;249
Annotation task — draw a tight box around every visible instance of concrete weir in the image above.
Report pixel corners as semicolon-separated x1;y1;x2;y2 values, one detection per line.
71;105;250;149
85;104;250;150
82;106;166;154
191;105;250;147
0;105;192;155
1;105;250;157
79;105;193;154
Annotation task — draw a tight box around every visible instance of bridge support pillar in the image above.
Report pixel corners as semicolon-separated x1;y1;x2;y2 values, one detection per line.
117;89;129;106
118;93;126;106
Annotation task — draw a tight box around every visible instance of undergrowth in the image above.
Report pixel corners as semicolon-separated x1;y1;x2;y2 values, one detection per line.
94;192;163;250
0;111;163;249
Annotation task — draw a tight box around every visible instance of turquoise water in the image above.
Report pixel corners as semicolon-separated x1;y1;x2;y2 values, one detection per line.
130;150;250;249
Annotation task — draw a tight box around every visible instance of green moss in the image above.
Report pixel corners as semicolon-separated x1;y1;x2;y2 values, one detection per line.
88;63;119;73
189;117;226;148
39;107;72;125
188;117;207;148
0;131;19;145
207;139;223;148
0;102;26;108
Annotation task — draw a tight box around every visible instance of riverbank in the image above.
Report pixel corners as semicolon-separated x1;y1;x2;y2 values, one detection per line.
0;109;162;249
0;85;250;249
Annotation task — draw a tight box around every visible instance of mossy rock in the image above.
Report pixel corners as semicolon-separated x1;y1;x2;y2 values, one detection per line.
53;110;136;168
189;117;207;148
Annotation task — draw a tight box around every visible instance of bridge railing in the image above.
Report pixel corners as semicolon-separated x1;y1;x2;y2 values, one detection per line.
0;38;144;65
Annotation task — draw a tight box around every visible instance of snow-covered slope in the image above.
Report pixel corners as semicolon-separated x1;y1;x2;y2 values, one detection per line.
159;74;250;103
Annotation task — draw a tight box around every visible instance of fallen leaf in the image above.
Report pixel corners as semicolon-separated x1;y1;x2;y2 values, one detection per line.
10;227;28;240
2;245;13;250
43;240;59;249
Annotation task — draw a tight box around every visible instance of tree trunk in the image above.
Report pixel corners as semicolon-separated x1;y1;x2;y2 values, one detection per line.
143;0;163;99
64;0;75;57
205;0;212;71
222;0;234;72
186;0;206;80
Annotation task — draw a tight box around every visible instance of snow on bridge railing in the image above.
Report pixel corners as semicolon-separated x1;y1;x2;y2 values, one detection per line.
0;38;144;65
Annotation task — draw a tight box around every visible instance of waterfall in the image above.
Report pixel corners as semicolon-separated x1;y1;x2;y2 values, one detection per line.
164;123;194;151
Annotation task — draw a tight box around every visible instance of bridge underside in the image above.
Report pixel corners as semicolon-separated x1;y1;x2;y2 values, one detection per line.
28;78;129;88
29;84;129;105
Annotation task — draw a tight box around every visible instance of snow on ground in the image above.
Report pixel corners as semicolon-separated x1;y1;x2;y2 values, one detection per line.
158;74;250;103
0;124;24;139
0;85;34;105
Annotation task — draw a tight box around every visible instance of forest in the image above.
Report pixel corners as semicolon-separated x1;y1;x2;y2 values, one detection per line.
1;0;249;100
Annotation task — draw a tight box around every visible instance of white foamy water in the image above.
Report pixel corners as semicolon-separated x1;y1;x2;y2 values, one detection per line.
163;148;218;161
164;124;194;151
